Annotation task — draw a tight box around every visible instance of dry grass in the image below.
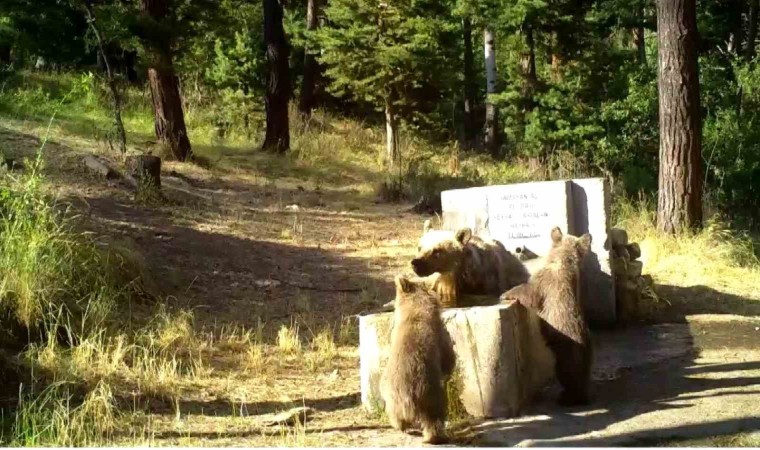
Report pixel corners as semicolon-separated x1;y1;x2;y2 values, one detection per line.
614;198;760;317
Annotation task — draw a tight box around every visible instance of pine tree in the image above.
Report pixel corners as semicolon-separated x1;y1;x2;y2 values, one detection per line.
317;0;456;169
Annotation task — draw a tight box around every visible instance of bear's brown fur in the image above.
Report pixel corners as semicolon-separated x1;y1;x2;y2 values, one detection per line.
380;275;455;444
500;227;593;406
411;220;529;307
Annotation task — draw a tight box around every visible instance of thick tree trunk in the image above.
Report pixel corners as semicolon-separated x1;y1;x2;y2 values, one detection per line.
262;0;291;153
484;28;500;157
298;0;320;117
385;94;399;169
462;17;476;149
656;0;703;234
747;0;759;60
84;1;127;155
633;5;647;65
140;0;192;161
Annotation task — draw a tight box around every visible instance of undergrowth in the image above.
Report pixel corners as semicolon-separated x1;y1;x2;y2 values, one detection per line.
614;196;760;307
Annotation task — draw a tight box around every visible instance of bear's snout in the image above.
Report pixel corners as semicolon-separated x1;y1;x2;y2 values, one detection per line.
411;258;432;276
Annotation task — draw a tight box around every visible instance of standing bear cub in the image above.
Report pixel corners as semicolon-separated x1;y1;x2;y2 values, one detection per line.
381;275;455;444
500;227;593;406
411;220;529;307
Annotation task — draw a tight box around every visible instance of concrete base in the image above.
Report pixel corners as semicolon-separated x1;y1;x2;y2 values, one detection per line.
359;302;555;419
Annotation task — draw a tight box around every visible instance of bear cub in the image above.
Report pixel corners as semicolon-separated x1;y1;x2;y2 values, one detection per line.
380;275;455;444
411;220;529;307
500;227;593;406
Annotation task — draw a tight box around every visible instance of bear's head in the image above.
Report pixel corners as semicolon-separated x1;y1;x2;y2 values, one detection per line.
393;274;441;311
411;220;472;277
548;226;592;263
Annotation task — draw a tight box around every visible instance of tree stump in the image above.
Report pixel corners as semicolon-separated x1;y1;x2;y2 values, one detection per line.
125;155;161;189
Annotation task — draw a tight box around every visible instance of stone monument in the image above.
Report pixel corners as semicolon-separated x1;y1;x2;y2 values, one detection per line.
441;177;616;325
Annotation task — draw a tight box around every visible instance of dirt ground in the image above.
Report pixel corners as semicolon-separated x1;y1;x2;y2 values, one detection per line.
2;122;760;446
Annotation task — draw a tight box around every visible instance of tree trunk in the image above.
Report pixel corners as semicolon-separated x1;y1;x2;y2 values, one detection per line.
0;45;10;64
462;17;476;149
298;0;320;117
385;94;399;169
520;23;538;108
747;0;759;60
140;0;192;161
633;5;647;65
655;0;703;234
484;28;500;157
84;1;127;155
262;0;291;153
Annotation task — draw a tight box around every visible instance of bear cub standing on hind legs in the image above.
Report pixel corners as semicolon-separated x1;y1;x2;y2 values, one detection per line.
411;220;529;307
381;275;455;444
500;227;593;406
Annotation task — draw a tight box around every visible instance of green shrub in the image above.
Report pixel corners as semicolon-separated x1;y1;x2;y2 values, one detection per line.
0;161;147;347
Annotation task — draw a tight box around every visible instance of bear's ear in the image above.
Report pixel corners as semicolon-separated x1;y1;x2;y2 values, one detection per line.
455;228;472;245
577;233;592;255
394;275;415;294
416;273;439;291
550;227;563;245
423;219;432;234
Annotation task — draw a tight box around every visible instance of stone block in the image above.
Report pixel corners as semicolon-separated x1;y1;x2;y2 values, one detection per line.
570;178;616;326
613;246;631;261
626;242;642;260
611;256;628;275
627;260;643;278
359;302;555;419
609;228;629;248
441;187;489;237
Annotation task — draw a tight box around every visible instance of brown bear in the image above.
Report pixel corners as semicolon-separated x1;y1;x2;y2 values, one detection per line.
411;220;529;307
380;274;456;444
500;227;593;406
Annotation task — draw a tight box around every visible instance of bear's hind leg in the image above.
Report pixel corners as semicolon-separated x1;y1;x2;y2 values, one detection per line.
554;345;591;406
421;419;446;444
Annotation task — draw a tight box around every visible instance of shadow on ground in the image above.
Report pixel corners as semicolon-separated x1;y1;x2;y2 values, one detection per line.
652;284;760;321
460;318;760;447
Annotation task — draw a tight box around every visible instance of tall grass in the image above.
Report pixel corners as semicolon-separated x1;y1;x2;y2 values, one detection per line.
10;381;116;446
0;151;157;444
614;196;760;302
0;165;134;342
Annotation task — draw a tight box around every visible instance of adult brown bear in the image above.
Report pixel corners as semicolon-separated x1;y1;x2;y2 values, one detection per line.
411;220;528;307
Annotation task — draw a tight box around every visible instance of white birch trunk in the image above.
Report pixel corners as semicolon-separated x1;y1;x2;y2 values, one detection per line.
385;97;399;168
